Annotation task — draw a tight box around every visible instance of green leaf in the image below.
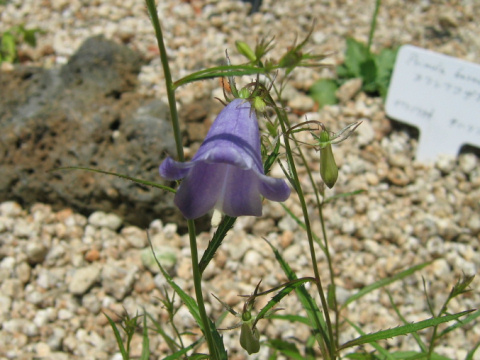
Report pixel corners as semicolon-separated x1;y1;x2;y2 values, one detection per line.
267;339;304;360
374;47;399;99
187;354;210;360
140;311;150;360
146;312;180;353
104;313;128;360
198;215;236;275
339;309;474;350
269;314;310;326
308;79;338;108
265;239;330;354
264;139;281;175
280;204;326;252
162;338;204;360
255;278;314;325
323;189;366;204
173;64;268;89
466;340;480;360
342;262;431;308
149;243;203;330
343;37;369;78
346;319;395;360
438;308;480;338
149;241;228;359
359;58;377;93
386;290;427;352
1;32;16;63
51;166;176;193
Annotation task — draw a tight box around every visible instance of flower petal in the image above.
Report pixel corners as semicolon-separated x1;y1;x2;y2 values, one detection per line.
217;167;262;217
159;157;194;181
258;174;291;202
173;162;226;219
193;99;263;173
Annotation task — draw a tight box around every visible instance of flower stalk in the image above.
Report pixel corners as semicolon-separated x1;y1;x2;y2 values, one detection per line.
145;1;218;358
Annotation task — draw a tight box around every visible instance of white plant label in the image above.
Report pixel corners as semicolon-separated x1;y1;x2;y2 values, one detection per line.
385;45;480;162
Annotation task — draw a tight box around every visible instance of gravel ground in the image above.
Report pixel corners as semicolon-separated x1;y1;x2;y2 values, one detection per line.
1;0;479;359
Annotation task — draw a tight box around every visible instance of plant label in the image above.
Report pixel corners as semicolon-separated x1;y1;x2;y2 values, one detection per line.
385;45;480;162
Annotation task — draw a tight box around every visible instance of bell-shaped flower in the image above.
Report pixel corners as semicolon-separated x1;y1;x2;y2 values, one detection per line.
159;98;291;219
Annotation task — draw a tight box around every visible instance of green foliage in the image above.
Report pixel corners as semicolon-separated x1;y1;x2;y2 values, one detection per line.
309;37;398;108
0;25;42;63
336;37;398;98
308;78;338;107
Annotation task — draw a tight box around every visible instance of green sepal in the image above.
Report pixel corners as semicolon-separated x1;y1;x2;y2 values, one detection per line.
240;323;261;355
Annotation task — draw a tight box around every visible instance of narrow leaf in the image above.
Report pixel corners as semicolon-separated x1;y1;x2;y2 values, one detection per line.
173;65;268;89
163;338;204;360
199;215;236;275
255;278;314;326
146;312;180;353
52;166;176;193
342;262;431;308
339;310;474;350
140;311;150;360
104;313;128;360
345;318;394;360
438;308;480;337
266;239;330;354
269;314;311;326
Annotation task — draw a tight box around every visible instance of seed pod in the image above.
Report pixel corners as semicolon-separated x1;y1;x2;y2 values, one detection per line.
240;323;260;355
319;129;338;188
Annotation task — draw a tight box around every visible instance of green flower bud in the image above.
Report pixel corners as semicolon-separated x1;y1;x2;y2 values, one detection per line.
240;323;260;355
319;130;338;188
253;96;267;113
238;87;250;99
236;41;256;62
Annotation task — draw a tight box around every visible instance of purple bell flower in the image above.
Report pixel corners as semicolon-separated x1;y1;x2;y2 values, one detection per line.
159;98;291;219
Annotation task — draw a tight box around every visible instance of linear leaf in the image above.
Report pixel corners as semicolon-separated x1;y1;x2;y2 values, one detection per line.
52;166;176;193
149;240;228;359
146;312;179;353
345;318;394;360
173;65;268;89
269;314;311;326
199;215;236;275
255;278;314;325
163;338;204;360
342;262;431;308
439;308;480;337
140;311;150;360
104;313;128;360
339;310;474;350
266;239;330;354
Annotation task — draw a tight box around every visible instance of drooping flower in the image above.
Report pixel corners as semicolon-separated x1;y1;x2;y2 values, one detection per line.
159;98;290;219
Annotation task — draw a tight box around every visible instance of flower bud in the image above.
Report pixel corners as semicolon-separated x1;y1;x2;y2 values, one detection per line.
240;323;260;355
319;129;338;188
236;41;256;62
253;96;267;113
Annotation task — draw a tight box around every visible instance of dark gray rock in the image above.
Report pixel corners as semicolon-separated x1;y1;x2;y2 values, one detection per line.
0;35;188;228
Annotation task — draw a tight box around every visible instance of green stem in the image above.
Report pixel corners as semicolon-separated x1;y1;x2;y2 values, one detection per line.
146;0;184;162
367;0;381;56
188;219;218;359
275;105;335;359
299;147;340;349
145;1;217;358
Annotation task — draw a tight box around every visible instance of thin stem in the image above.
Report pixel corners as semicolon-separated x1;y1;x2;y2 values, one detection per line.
275;105;335;359
297;145;340;348
367;0;381;56
145;1;217;358
146;0;184;162
188;219;219;360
